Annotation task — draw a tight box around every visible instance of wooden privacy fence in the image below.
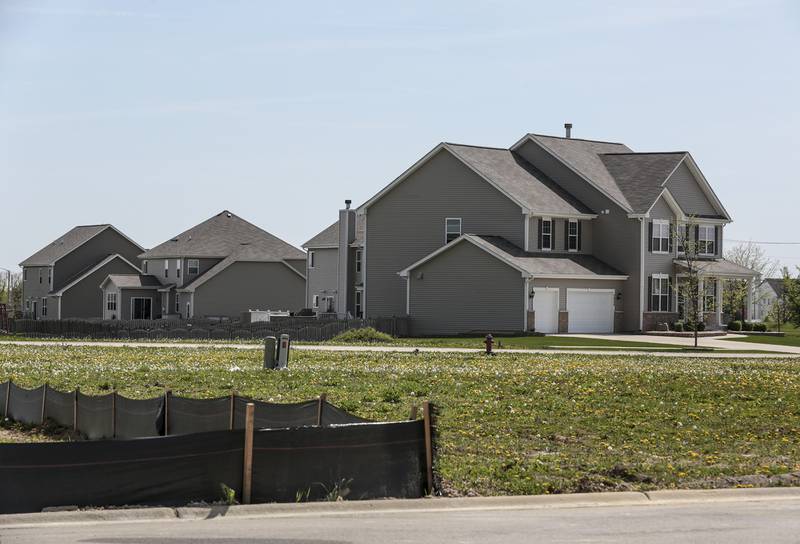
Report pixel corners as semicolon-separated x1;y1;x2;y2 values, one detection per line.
8;316;410;340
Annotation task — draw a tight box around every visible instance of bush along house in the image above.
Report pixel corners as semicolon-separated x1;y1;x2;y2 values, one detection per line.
100;211;306;320
19;224;144;320
303;125;758;335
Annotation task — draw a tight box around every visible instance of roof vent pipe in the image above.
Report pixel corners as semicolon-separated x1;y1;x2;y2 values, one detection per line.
564;123;572;138
345;199;351;210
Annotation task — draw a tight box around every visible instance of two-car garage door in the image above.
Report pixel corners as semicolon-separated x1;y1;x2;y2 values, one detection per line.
566;289;615;333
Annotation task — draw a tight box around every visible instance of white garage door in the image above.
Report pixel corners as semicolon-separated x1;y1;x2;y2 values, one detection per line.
532;288;559;334
567;289;614;333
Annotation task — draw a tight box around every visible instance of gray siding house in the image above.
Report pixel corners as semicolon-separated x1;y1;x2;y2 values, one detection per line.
102;211;306;320
19;225;144;319
304;127;758;335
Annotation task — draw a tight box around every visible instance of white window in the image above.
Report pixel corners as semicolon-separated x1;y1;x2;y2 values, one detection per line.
143;260;148;273
41;298;47;316
308;251;315;269
541;218;552;250
175;293;180;314
355;291;363;318
48;268;52;285
164;260;169;278
703;279;717;312
650;275;671;312
25;299;30;310
651;220;670;253
312;295;319;309
176;259;181;278
698;225;715;255
106;292;117;311
188;259;199;274
568;219;578;251
186;302;191;318
445;218;462;244
355;250;362;273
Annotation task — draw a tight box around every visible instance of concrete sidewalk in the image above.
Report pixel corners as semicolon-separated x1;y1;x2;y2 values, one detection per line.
561;333;800;354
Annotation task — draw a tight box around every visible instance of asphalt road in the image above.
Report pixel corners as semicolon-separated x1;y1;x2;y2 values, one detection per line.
3;499;800;544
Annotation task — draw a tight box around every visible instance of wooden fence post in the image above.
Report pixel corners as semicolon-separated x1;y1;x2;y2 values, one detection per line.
316;393;327;426
408;405;418;420
242;402;255;504
73;386;79;432
3;380;11;419
41;383;48;424
164;389;171;436
422;401;434;496
111;390;117;438
229;391;236;430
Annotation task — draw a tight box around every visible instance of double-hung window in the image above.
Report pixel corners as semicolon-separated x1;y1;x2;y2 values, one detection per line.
39;269;42;284
698;225;715;256
651;220;670;253
703;279;717;312
445;218;461;244
650;274;671;312
541;218;552;251
175;293;180;314
355;291;363;318
308;251;315;269
567;219;578;251
106;292;117;311
188;259;199;275
164;260;169;278
48;268;52;285
176;259;181;279
143;260;148;273
312;295;319;309
41;298;47;317
355;250;362;273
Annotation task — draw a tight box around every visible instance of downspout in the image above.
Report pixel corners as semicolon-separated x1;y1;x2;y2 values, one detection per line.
639;217;646;331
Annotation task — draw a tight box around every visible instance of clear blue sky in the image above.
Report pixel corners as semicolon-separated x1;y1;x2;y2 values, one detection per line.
1;0;798;272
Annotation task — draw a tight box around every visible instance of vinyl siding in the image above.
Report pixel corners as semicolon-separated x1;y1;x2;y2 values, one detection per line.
120;289;160;320
306;248;338;309
192;261;305;318
53;228;141;291
284;258;307;277
644;196;677;278
528;217;593;254
22;266;52;317
515;139;641;331
366;148;525;319
60;257;141;319
408;240;524;336
665;162;718;216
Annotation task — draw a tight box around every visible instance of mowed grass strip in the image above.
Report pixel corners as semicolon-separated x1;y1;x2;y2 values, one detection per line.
0;344;798;495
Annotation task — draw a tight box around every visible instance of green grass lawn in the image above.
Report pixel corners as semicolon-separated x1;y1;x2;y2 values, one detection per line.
727;324;800;347
1;343;798;495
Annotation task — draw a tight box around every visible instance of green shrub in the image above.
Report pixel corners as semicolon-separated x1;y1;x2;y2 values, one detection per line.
686;321;705;332
742;321;754;332
753;322;767;332
329;327;395;344
673;321;684;332
728;320;742;331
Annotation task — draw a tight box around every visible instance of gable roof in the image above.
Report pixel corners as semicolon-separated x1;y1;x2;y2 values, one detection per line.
20;225;143;267
51;254;142;296
140;211;305;261
101;274;163;290
399;234;627;280
762;278;799;297
598;153;687;214
303;215;366;249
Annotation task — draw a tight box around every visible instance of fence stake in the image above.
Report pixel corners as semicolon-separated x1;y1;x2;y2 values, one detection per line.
408;405;418;420
4;379;11;419
422;401;434;496
229;391;236;430
111;390;117;439
73;387;79;432
164;389;171;436
316;393;327;426
41;383;48;424
242;402;255;504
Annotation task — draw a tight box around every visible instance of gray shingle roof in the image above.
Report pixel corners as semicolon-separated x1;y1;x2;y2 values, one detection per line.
444;144;594;215
20;225;111;266
302;215;365;249
140;211;305;261
598;153;687;214
763;278;799;297
104;274;163;289
674;258;758;278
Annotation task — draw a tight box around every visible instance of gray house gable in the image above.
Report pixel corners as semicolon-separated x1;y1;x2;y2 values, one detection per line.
20;224;143;267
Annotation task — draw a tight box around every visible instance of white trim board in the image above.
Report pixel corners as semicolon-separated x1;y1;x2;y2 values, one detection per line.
53;254;142;295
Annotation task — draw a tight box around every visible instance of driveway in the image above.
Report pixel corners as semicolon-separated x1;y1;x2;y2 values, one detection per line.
558;333;800;355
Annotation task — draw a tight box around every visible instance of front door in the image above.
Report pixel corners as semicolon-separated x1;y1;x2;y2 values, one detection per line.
131;297;152;320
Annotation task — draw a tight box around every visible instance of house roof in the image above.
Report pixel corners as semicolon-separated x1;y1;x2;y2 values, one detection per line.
444;144;594;216
20;225;140;267
140;211;305;261
51;254;141;296
762;278;799;297
303;215;366;249
102;274;163;289
673;258;758;278
598;153;687;213
400;234;627;279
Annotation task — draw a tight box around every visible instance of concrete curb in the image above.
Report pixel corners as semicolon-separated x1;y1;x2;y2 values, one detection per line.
2;488;800;528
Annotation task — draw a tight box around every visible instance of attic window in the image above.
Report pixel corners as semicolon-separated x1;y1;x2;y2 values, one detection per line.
445;218;462;244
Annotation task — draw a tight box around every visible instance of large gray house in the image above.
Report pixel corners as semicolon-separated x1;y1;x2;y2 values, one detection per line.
19;224;144;320
305;127;758;335
100;211;306;320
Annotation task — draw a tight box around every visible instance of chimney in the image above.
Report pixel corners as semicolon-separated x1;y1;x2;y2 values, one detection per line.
564;123;572;138
336;200;356;318
345;199;352;210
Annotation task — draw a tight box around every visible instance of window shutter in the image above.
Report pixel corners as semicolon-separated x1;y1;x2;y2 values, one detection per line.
537;219;542;250
669;222;674;253
577;221;582;251
564;220;569;250
647;276;653;311
668;276;673;312
694;225;700;245
714;226;720;255
648;222;653;252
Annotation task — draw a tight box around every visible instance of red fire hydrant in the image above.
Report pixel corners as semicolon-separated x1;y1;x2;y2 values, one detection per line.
484;334;494;355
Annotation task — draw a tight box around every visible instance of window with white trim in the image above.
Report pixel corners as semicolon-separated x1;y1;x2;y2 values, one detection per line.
567;219;578;251
541;218;552;250
312;295;319;309
48;268;52;285
143;260;148;273
703;279;717;312
650;275;671;312
188;259;199;275
39;269;42;284
176;259;181;278
698;225;715;255
308;251;315;269
355;291;363;318
41;298;47;316
164;260;169;278
651;220;670;253
25;299;30;310
355;250;362;273
445;218;461;244
175;293;180;314
106;292;117;311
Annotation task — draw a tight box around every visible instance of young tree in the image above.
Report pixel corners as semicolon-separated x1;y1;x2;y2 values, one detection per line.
0;272;23;314
673;217;703;348
723;242;778;320
782;267;800;327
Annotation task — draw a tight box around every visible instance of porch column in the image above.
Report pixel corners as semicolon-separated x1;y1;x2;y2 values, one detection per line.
745;277;754;321
715;278;723;328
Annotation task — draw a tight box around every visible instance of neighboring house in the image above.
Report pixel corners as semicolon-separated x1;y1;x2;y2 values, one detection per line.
304;126;758;335
753;278;798;322
101;211;306;320
19;225;144;320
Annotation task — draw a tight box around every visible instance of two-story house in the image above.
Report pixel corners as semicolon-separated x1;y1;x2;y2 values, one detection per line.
304;127;758;335
100;211;307;320
19;224;143;320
